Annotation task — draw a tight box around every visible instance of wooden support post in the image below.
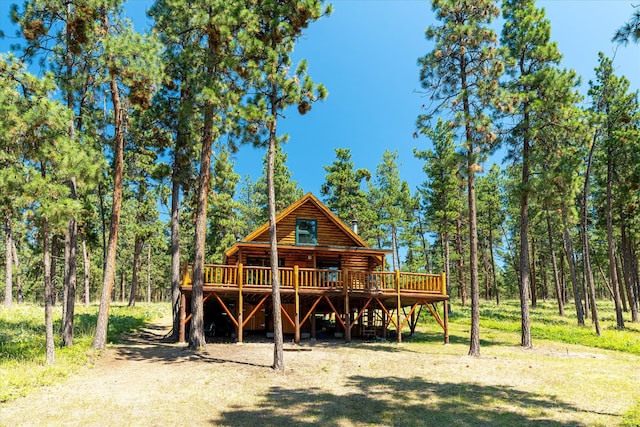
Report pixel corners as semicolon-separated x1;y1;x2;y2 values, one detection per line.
179;292;186;343
344;274;351;342
237;263;243;343
396;269;402;343
294;265;300;344
410;308;416;336
310;308;316;340
382;309;388;339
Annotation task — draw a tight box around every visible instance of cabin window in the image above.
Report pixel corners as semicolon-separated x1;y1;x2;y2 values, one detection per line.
318;260;340;282
296;219;318;245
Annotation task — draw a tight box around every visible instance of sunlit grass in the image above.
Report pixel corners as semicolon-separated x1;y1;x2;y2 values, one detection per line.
622;400;640;427
0;302;168;402
415;299;640;426
438;299;640;356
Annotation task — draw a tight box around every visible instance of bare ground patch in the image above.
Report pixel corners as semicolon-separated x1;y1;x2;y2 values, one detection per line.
1;317;638;427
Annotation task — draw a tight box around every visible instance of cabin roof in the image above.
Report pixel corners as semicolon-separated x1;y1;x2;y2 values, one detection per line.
224;192;387;259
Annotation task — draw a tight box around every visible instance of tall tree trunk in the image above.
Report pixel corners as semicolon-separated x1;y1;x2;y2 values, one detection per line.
269;90;284;371
93;10;126;350
12;239;23;303
463;71;480;356
632;242;640;317
62;4;78;347
170;164;181;341
128;236;143;307
147;243;151;303
501;222;520;284
560;251;567;304
119;270;125;302
98;180;107;267
617;253;628;310
4;212;12;307
580;136;599;332
546;212;564;316
443;233;451;305
488;226;499;305
417;213;432;273
467;147;480;357
606;149;625;329
530;236;537;309
455;215;466;307
541;261;549;300
188;101;214;350
51;235;59;305
62;178;78;347
40;162;55;364
621;223;638;322
43;219;55;365
482;248;490;301
518;128;532;348
561;206;584;326
82;235;90;306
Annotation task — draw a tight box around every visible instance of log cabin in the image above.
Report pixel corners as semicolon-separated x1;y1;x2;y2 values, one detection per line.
179;192;449;343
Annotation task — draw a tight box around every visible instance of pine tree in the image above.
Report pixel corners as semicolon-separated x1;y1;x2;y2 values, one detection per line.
369;150;412;271
148;0;200;342
207;145;243;263
243;0;329;370
501;0;566;348
476;164;504;305
590;52;640;328
11;0;105;347
92;3;164;350
415;118;464;303
122;123;161;307
320;147;371;233
236;175;262;239
535;100;587;326
418;0;504;356
3;58;77;364
255;144;304;225
0;55;24;308
150;0;253;350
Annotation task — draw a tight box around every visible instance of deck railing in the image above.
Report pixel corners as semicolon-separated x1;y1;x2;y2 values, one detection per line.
183;263;446;295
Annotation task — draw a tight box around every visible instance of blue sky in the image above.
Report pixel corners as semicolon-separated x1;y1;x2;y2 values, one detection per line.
2;0;638;198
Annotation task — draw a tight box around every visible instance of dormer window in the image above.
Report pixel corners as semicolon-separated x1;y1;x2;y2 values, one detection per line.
296;219;317;245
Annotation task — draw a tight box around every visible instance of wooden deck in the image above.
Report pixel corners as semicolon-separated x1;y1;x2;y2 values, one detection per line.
179;263;449;344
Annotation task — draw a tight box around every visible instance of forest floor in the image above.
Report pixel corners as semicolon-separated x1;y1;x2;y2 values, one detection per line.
1;315;638;427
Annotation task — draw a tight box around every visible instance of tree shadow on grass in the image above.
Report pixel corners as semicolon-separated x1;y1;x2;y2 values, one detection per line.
111;322;514;366
73;312;149;344
211;375;596;426
113;341;272;368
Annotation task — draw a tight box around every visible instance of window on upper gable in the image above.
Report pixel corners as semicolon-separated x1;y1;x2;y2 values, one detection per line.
296;219;318;245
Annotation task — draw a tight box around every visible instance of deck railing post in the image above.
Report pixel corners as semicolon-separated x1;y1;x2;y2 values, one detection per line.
395;269;402;343
440;272;447;295
181;263;192;287
238;263;243;344
294;265;300;344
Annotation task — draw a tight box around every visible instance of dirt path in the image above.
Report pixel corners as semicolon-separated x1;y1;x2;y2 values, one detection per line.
1;318;638;426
